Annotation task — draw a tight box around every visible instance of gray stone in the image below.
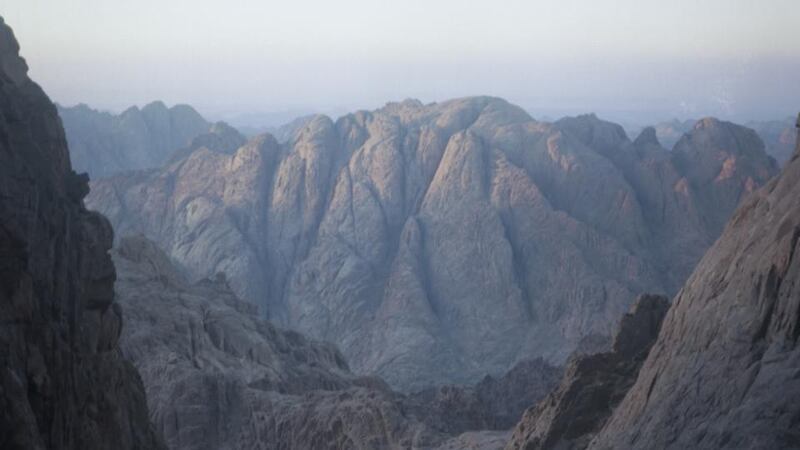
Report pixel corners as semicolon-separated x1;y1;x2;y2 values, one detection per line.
113;235;561;449
0;16;164;450
505;294;669;450
588;115;800;449
87;97;778;391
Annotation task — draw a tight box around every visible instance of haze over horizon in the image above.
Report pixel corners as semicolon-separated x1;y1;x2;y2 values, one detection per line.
4;0;799;126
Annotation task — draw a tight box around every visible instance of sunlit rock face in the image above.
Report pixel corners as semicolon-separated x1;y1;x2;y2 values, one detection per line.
88;96;778;391
0;16;164;450
589;118;800;449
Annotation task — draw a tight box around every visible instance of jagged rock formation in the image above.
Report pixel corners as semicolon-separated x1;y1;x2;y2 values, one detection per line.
87;98;778;390
408;358;562;434
0;17;163;449
631;119;695;150
113;235;559;450
588;117;800;449
58;101;213;178
632;117;794;166
506;294;669;450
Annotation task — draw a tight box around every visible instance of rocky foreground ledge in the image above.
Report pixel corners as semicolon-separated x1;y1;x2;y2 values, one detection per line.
0;16;164;450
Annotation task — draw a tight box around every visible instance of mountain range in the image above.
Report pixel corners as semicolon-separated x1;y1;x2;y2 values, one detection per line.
57;102;212;178
627;117;796;165
2;14;799;450
86;97;777;391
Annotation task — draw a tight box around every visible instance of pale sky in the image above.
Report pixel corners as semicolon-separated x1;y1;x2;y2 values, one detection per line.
3;0;799;125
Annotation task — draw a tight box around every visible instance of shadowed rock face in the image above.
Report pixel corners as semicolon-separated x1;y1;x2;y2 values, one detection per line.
0;17;163;450
587;118;800;449
58;101;213;178
87;98;778;391
506;294;669;450
113;235;560;450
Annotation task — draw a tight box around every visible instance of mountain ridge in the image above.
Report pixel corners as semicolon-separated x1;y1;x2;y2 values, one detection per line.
87;95;778;390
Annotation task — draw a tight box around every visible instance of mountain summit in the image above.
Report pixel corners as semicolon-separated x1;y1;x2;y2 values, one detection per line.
87;96;778;390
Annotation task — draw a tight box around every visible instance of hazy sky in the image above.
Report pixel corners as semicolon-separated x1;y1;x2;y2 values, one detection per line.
3;0;799;125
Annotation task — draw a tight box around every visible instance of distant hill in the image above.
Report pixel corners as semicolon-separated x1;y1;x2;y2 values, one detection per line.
87;97;778;391
58;101;213;178
628;117;795;166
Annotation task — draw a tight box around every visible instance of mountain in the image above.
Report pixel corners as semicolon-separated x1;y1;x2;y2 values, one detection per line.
113;234;560;449
86;98;778;391
586;116;800;448
0;17;163;449
506;294;669;450
630;117;795;166
747;117;798;165
57;101;214;178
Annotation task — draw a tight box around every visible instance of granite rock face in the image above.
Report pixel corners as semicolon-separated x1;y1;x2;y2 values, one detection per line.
0;17;163;450
88;98;778;391
506;294;669;450
113;235;560;450
58;100;212;178
588;118;800;449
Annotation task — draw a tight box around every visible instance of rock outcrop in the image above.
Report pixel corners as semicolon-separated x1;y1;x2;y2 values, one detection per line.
587;116;800;449
58;101;213;178
87;98;778;391
113;235;560;449
0;17;163;449
89;97;777;391
506;294;669;450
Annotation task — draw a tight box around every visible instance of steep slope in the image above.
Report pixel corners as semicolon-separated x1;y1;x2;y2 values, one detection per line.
589;115;800;449
58;101;213;178
113;235;559;450
0;17;163;449
87;98;778;390
506;294;669;450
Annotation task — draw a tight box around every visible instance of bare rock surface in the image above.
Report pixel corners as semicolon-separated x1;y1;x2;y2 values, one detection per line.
588;116;800;449
506;294;669;450
58;100;213;178
114;234;561;449
88;97;778;391
0;17;163;450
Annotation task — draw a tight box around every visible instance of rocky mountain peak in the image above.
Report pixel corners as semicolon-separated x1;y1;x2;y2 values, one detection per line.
633;126;660;148
88;93;780;391
0;16;164;449
58;99;214;178
0;19;28;86
589;112;800;449
556;113;630;153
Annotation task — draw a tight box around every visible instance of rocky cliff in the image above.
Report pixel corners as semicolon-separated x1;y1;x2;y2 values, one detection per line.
506;294;669;450
58;101;213;178
0;17;164;449
113;235;560;450
87;98;778;391
587;116;800;448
